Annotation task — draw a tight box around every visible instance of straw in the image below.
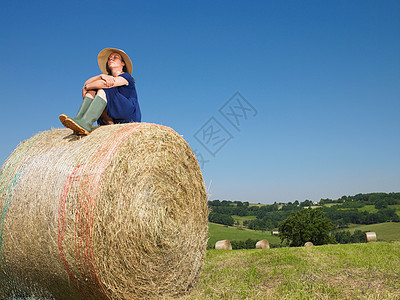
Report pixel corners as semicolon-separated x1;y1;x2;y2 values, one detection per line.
0;123;208;299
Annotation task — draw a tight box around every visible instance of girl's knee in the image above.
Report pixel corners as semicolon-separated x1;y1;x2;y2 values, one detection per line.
84;90;95;99
96;89;107;101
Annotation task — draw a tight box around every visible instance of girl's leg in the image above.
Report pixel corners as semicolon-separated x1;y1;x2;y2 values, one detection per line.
97;90;114;125
83;89;96;99
100;109;114;125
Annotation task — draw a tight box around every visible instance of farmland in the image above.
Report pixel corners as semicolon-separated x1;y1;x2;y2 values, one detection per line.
348;222;400;242
208;220;400;249
179;242;400;299
207;223;280;249
207;193;400;248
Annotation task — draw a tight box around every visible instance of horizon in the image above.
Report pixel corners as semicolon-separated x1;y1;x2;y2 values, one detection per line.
208;191;400;205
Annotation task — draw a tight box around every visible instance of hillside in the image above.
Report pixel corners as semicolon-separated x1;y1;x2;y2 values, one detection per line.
207;193;400;244
348;222;400;241
179;242;400;299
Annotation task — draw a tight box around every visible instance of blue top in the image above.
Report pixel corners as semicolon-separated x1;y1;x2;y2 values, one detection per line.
97;72;141;125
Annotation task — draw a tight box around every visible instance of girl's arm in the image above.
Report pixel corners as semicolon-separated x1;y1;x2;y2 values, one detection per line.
84;76;128;91
84;74;103;85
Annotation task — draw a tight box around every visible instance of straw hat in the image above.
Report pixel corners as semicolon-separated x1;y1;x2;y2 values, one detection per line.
97;48;133;75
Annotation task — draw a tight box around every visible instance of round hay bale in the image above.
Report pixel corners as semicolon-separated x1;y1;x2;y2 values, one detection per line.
0;123;208;299
256;240;270;249
366;232;377;243
304;242;314;247
215;240;232;250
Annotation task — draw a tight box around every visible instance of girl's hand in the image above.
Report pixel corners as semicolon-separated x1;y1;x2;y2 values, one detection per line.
101;74;115;87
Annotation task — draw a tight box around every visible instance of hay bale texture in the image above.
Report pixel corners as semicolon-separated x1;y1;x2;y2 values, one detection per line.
304;242;314;247
366;232;377;243
0;123;208;299
256;240;270;249
215;240;232;250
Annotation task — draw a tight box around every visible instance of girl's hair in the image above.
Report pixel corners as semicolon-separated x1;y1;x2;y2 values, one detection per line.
106;57;128;75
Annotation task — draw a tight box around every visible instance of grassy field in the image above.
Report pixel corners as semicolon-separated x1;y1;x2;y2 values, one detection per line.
391;205;400;216
178;242;400;299
209;220;400;249
358;205;379;213
231;215;257;226
348;222;400;242
208;223;281;248
248;203;264;207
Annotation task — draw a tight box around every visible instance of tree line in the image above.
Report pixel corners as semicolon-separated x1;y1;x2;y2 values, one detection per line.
208;193;400;230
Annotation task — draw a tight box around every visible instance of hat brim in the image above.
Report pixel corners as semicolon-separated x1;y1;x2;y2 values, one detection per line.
97;48;133;75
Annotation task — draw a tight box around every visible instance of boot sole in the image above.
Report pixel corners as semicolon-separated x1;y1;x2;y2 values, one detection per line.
60;116;90;136
59;114;79;135
59;114;68;124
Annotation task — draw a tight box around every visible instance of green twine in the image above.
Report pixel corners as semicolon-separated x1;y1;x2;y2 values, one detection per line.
0;168;25;297
0;132;45;294
0;132;45;252
0;169;23;252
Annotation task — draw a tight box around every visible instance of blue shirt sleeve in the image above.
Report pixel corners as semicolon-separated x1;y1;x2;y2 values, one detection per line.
119;73;134;89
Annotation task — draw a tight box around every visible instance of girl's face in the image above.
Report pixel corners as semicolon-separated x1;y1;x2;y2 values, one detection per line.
108;52;125;69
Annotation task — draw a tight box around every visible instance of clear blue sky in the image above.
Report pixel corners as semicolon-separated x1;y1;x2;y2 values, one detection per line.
1;1;399;204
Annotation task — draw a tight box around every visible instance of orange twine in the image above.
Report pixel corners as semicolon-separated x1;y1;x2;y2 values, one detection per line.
58;123;155;298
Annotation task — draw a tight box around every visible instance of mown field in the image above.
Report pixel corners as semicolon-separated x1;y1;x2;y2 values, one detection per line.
9;231;400;299
348;222;400;242
207;223;281;248
178;242;400;299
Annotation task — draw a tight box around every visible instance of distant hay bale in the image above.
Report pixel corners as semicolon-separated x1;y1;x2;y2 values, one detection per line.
256;240;270;249
304;242;314;247
366;232;377;243
215;240;232;250
0;123;208;299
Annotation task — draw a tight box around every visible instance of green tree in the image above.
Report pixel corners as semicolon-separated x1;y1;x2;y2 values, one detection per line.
247;219;267;231
221;200;232;206
374;199;388;209
208;212;235;226
334;230;352;244
299;199;313;207
278;208;334;247
351;230;367;243
334;230;367;244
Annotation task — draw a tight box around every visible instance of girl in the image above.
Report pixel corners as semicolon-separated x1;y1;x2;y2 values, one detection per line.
60;48;141;135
